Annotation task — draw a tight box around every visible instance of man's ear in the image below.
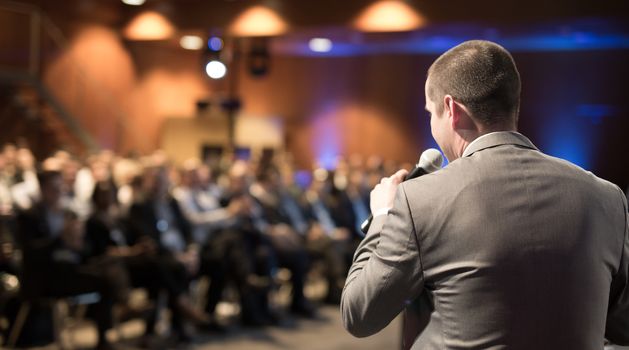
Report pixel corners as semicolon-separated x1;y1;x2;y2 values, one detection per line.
444;95;474;130
443;95;454;120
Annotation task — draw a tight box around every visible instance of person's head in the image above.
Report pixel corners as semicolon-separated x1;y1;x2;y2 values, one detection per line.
141;165;170;200
61;158;80;189
16;147;35;171
425;40;521;161
2;144;17;164
180;159;202;189
309;167;330;195
89;157;111;182
37;170;64;209
197;164;214;188
228;160;251;194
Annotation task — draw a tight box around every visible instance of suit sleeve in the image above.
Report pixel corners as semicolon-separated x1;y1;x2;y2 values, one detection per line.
171;199;193;246
606;187;629;345
341;184;424;337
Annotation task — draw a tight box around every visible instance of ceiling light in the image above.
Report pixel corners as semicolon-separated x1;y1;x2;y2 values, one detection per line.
229;5;288;37
180;35;204;50
122;0;145;6
124;11;175;40
355;0;426;32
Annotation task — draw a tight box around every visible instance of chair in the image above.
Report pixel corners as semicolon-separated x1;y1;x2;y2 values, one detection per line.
6;242;102;349
6;292;101;349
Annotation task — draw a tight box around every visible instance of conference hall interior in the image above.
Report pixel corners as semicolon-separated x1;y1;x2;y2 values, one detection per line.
0;0;628;349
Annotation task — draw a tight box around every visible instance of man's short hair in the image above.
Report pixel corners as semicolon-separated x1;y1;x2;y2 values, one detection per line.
427;40;521;126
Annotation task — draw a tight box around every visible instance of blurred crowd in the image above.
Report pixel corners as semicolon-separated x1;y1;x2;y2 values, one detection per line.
0;143;410;349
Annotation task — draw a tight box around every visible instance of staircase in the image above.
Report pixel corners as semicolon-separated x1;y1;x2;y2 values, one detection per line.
0;0;134;158
0;70;97;158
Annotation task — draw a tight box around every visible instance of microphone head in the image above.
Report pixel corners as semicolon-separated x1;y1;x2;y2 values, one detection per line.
417;148;444;173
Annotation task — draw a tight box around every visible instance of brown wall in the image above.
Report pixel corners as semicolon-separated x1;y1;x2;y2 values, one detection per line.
239;54;433;169
40;25;432;168
32;23;629;189
43;25;213;154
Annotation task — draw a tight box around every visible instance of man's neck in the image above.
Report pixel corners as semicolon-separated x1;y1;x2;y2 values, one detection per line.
454;121;517;160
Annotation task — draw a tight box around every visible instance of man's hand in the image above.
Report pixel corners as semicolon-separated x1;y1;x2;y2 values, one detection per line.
370;169;408;215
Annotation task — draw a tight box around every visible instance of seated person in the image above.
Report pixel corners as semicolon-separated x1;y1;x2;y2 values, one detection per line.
253;166;347;304
227;161;315;317
16;170;124;350
127;164;210;342
85;181;208;341
174;161;272;328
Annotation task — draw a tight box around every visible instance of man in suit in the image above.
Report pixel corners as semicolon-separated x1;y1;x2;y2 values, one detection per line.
341;40;629;349
17;170;121;350
127;164;210;342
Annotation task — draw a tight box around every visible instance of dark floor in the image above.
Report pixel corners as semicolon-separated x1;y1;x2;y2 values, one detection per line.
189;305;401;350
26;304;400;350
11;306;629;350
8;280;627;350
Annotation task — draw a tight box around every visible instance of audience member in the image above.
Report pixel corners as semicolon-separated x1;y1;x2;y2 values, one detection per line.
228;161;316;318
85;181;207;344
174;160;272;328
16;171;125;350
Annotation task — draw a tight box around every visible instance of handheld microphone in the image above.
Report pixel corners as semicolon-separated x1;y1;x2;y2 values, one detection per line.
359;148;443;235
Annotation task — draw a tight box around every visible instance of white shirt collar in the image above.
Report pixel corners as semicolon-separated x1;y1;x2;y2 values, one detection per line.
462;131;506;157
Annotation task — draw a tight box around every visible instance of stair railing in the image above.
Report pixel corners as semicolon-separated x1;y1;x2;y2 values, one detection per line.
0;0;146;154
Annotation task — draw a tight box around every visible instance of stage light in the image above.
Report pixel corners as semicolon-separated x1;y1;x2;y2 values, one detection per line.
309;38;333;53
354;0;426;32
180;35;204;50
122;0;145;5
208;37;223;51
205;60;227;79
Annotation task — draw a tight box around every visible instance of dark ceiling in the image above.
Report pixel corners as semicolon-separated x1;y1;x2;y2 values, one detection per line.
21;0;629;32
4;0;624;57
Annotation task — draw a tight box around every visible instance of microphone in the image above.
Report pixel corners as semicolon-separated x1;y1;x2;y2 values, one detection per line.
359;148;443;235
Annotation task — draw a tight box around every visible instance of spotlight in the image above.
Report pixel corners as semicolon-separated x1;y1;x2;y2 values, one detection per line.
203;35;227;79
206;60;227;79
208;37;224;51
309;38;332;53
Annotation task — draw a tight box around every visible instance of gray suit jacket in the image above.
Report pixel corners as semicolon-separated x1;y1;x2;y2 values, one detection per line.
341;132;629;349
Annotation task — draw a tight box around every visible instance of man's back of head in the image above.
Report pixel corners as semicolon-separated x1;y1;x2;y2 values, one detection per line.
427;40;521;127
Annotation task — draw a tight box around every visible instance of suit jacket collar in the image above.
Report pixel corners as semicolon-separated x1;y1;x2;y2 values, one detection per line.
462;131;538;158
